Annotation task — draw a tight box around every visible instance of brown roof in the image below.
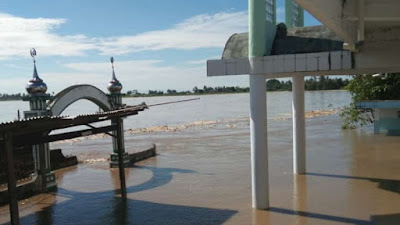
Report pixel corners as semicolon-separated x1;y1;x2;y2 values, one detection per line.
0;103;147;136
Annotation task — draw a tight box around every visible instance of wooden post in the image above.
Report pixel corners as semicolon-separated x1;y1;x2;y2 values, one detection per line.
38;144;47;192
116;118;127;199
4;132;20;225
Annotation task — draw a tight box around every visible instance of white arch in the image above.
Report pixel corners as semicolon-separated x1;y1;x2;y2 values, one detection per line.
48;85;112;116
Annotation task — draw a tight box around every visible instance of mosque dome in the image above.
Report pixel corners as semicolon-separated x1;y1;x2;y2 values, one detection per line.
26;48;47;94
107;57;123;93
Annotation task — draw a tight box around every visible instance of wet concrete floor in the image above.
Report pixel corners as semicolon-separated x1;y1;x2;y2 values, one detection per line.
0;116;399;225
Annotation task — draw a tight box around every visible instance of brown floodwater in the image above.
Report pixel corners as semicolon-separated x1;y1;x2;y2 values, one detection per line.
0;113;399;224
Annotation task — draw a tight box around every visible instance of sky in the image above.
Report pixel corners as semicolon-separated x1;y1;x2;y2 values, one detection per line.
0;0;321;94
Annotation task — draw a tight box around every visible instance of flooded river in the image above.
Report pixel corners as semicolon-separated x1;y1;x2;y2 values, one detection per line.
0;91;399;224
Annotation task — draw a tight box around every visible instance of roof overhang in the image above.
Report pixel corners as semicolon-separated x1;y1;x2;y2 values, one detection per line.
207;1;400;78
295;0;400;51
208;51;352;78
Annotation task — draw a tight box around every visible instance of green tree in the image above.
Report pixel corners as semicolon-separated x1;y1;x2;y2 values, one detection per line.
340;74;400;129
346;74;400;101
266;79;282;91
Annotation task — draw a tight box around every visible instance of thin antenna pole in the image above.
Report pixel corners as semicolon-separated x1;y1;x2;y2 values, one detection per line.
147;98;200;107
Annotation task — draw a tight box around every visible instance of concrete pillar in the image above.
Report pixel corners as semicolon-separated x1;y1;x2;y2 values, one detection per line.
292;75;306;174
249;75;269;209
249;0;275;210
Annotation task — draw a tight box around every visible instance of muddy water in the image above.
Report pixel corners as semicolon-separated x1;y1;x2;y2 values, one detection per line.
1;91;400;224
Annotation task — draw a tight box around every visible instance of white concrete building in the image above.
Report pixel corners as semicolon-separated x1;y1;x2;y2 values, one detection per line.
207;0;400;209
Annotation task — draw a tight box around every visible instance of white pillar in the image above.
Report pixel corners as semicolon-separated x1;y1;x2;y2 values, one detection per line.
250;75;269;209
292;75;306;174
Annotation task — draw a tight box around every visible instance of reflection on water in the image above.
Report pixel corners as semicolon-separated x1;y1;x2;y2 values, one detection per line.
293;175;307;225
306;172;400;194
15;166;236;225
35;205;53;225
28;193;237;225
1;91;399;225
268;207;371;225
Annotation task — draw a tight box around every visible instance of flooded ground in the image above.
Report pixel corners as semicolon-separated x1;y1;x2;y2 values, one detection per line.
0;114;399;225
0;91;399;224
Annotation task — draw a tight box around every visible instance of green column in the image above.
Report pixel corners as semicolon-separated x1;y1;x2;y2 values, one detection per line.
285;0;304;28
249;0;266;57
249;0;276;58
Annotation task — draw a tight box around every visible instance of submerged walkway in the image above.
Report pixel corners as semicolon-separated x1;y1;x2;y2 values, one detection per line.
0;116;399;225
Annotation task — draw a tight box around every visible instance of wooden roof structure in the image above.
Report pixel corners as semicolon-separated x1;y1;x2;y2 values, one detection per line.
0;103;147;225
0;103;147;146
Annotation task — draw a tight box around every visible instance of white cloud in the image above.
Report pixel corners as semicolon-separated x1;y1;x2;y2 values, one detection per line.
61;60;248;93
0;13;95;58
0;11;248;58
0;12;250;94
95;11;248;55
186;56;220;65
0;59;248;94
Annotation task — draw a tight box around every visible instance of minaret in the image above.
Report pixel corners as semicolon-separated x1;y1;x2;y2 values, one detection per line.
107;57;129;167
108;57;123;94
26;48;48;95
23;48;56;191
24;48;51;113
107;57;123;107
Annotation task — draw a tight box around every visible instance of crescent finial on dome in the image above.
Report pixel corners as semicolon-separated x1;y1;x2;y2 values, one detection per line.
26;48;47;94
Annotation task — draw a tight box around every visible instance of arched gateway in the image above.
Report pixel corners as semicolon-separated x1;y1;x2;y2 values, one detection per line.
47;84;112;116
23;52;127;191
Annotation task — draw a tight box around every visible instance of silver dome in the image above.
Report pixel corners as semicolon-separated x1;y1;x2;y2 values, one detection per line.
107;57;123;93
107;71;123;93
26;62;47;94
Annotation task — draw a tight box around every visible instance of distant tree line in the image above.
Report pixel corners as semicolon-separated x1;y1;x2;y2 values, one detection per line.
125;85;250;97
0;76;350;101
193;86;249;94
125;76;349;97
266;76;349;91
0;93;26;101
266;79;293;91
304;76;349;91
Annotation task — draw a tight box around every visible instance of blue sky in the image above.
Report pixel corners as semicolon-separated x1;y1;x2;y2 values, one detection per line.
0;0;320;94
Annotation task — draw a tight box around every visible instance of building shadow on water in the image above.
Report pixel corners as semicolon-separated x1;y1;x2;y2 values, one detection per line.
124;165;197;194
6;166;236;225
265;172;400;225
25;197;236;225
269;208;400;225
306;172;400;194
